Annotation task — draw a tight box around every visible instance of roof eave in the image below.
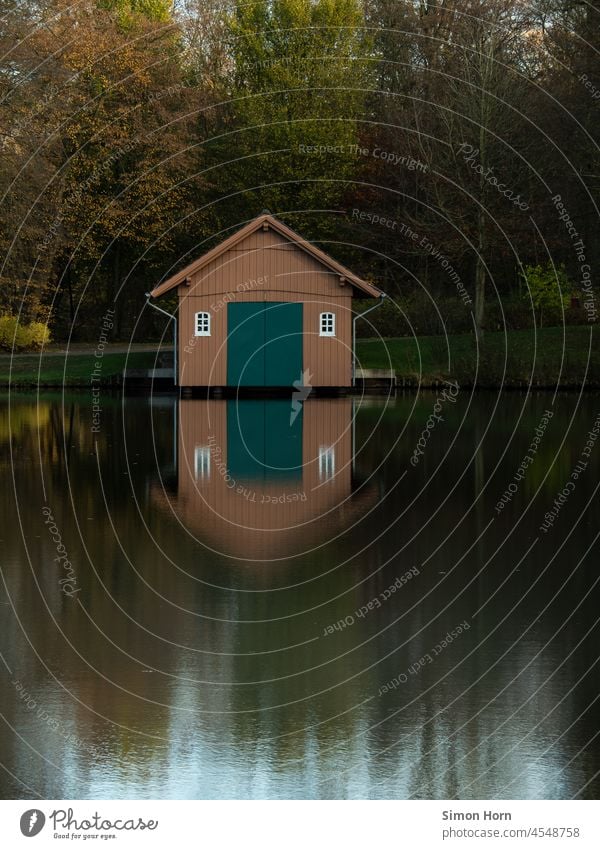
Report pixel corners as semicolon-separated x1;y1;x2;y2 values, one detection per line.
150;214;382;299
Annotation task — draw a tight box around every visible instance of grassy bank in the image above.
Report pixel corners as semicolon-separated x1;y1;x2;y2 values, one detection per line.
357;326;599;388
0;327;597;388
0;349;158;387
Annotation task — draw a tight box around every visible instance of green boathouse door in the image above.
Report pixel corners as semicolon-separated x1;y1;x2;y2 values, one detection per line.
227;302;303;387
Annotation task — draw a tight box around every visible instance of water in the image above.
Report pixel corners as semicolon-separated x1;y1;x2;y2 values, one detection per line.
0;390;598;799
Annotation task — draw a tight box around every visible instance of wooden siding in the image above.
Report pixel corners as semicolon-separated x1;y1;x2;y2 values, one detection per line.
185;228;354;299
150;213;382;298
178;227;353;387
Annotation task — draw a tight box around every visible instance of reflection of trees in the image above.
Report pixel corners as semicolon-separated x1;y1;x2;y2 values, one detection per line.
0;399;50;444
355;393;597;505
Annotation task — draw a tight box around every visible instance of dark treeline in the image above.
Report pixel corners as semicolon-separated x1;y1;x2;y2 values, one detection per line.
0;0;598;343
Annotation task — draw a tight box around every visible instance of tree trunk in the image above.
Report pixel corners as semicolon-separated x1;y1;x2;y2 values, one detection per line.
475;87;488;342
112;242;120;337
67;263;74;328
474;209;486;341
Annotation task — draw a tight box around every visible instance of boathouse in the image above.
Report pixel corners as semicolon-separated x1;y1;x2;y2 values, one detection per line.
148;213;383;390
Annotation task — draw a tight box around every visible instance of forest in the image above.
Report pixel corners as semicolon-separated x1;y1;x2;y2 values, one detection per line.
0;0;598;345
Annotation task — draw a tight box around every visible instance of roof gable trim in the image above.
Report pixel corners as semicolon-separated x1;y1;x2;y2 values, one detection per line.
150;214;381;299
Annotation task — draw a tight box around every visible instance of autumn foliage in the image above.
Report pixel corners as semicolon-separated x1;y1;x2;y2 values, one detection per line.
0;0;598;344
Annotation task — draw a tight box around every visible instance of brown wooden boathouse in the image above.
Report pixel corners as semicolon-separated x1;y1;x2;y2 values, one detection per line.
149;213;383;390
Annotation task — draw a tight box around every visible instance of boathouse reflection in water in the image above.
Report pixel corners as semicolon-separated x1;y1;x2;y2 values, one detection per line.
153;398;378;558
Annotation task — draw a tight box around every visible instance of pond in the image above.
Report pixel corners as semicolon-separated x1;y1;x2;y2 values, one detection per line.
0;390;598;799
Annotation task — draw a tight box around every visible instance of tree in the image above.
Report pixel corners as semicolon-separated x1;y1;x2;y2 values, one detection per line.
1;0;199;339
0;0;65;324
203;0;374;234
53;2;193;336
534;0;600;305
358;0;540;336
442;0;535;338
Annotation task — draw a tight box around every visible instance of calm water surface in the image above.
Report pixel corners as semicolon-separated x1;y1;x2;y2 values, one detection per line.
0;390;598;799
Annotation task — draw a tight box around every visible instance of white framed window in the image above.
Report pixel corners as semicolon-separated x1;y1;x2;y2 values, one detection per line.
320;312;335;337
194;446;211;480
318;445;335;481
195;311;211;336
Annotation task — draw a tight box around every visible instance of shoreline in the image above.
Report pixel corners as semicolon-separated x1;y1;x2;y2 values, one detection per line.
0;326;597;391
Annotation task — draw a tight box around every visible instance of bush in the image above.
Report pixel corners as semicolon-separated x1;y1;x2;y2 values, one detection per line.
521;263;571;327
355;292;475;338
483;296;534;331
357;275;585;339
26;321;51;349
0;315;51;351
0;316;20;350
354;297;406;337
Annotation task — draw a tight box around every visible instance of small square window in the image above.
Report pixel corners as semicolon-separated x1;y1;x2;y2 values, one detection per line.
320;312;335;336
195;312;211;336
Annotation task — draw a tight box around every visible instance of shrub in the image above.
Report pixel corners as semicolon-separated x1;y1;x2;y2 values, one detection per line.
0;315;51;351
0;316;19;350
484;296;535;332
521;263;571;327
26;321;51;349
354;297;407;338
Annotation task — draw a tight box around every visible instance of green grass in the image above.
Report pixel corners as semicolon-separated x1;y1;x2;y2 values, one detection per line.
356;326;599;387
0;351;158;386
0;326;597;387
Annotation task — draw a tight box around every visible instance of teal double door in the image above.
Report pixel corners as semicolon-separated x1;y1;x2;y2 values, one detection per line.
227;302;303;387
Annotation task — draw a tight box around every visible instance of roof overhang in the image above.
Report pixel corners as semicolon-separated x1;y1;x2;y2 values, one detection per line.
150;214;382;300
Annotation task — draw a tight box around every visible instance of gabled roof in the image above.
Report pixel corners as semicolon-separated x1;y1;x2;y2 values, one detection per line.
150;213;382;299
